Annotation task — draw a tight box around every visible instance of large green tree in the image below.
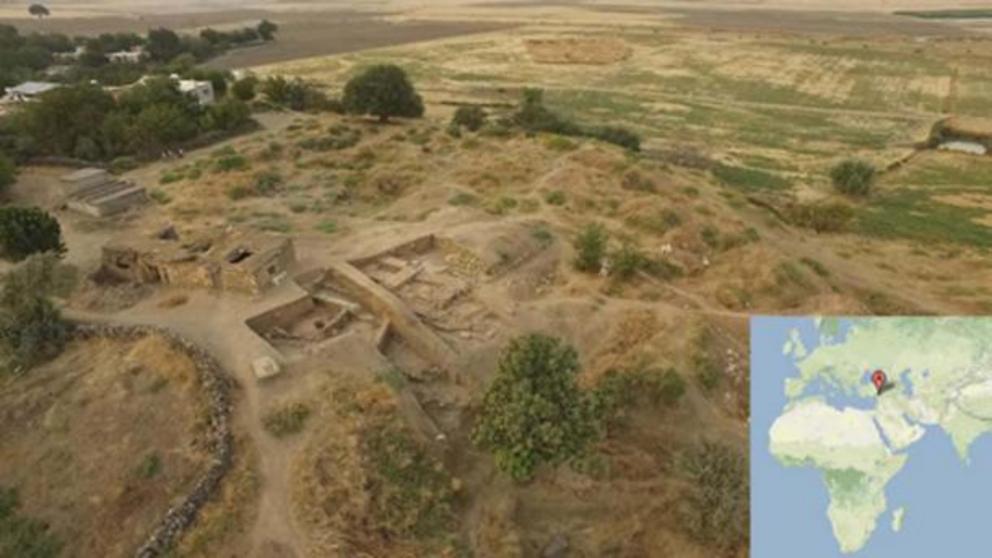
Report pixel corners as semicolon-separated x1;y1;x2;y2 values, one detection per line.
0;206;65;262
146;27;182;62
472;333;599;481
17;84;115;157
342;64;424;122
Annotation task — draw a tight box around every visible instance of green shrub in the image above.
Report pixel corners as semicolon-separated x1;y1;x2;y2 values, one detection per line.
573;223;608;273
700;225;721;249
262;402;311;437
676;441;749;552
253;170;282;195
713;163;790;191
0;486;62;557
315;220;337;234
134;452;162;479
0;285;71;374
591;367;686;424
149;189;172;204
611;243;649;281
590;125;641;151
545;190;566;205
830;159;875;197
363;421;456;539
447;191;478;206
213;153;249;172
451;105;487;132
0;207;65;262
788;202;854;233
159;170;183;184
226;184;253;200
472;334;599;481
544;135;577;151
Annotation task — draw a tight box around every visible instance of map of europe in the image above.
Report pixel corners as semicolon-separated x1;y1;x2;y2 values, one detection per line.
751;317;992;557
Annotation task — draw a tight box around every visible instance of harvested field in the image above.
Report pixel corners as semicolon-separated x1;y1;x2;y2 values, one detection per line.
0;334;212;557
525;37;632;64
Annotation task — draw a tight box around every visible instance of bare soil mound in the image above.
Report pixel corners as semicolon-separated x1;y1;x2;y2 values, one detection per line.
0;334;212;557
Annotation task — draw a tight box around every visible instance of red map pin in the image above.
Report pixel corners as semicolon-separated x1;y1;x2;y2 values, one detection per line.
871;370;888;395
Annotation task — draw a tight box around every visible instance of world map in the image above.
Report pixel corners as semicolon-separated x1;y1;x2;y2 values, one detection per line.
751;317;992;557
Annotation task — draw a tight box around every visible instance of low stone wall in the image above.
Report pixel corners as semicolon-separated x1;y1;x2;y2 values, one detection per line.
71;323;234;558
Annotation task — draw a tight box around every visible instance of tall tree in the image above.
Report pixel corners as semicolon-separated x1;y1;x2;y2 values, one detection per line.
472;333;599;481
342;64;424;123
146;27;182;62
0;206;65;262
28;4;50;19
257;20;278;41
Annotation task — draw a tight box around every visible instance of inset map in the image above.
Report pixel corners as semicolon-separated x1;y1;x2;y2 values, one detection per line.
752;317;992;557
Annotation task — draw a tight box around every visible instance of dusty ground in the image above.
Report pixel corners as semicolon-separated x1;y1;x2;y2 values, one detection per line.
0;335;212;557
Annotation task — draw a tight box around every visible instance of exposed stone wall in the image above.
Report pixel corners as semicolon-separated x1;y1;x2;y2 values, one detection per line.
71;323;234;558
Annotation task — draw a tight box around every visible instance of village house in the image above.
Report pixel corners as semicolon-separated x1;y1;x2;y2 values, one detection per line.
107;47;145;64
2;81;61;103
176;76;215;106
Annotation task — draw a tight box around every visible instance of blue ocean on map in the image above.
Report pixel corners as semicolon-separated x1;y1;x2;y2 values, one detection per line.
751;316;992;558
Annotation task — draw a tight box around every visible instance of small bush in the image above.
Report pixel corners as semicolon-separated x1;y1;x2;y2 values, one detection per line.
315;220;337;234
591;367;686;424
109;156;138;174
253;170;283;195
676;441;749;552
448;192;478;206
590;126;641;151
149;189;172;204
226;184;253;200
545;190;566;205
830;159;875;197
262;402;311;438
213;153;249;173
0;486;63;557
700;225;721;249
135;452;162;479
620;168;655;192
788;202;854;233
159;171;183;184
573;223;608;273
611;243;649;281
451;105;487;132
543;135;577;152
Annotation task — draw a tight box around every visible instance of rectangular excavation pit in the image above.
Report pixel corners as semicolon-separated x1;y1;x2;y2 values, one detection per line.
245;295;357;353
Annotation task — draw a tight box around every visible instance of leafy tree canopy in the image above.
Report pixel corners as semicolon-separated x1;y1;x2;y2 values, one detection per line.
342;64;424;122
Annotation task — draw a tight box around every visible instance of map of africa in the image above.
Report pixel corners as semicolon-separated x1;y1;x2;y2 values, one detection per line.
751;317;992;557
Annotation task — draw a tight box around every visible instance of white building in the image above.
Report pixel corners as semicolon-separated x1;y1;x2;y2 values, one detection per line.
171;74;215;107
107;48;144;64
2;81;61;103
54;45;85;63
